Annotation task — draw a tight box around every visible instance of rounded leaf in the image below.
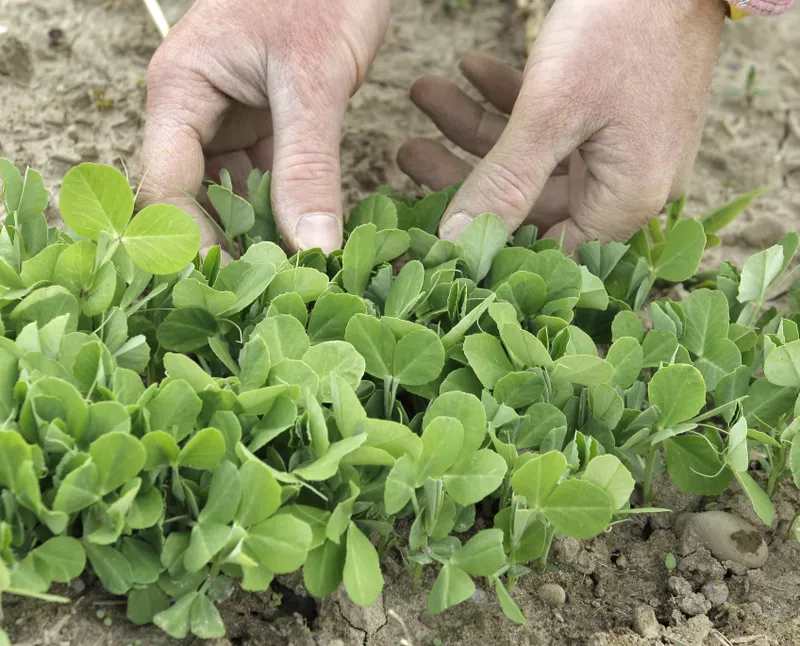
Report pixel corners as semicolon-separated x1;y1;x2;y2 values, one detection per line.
122;204;200;275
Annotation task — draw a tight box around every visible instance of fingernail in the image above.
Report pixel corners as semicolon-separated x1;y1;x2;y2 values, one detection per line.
439;212;472;242
295;213;342;254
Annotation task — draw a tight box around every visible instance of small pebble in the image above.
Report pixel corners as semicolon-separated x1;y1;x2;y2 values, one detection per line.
537;583;566;608
632;604;660;639
77;143;98;160
615;554;629;569
677;592;712;617
675;511;769;569
0;33;33;83
67;124;79;142
668;576;693;597
50;149;80;164
702;581;729;606
739;213;786;249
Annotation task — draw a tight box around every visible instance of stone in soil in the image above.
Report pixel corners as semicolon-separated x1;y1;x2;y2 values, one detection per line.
537;583;566;608
0;33;33;83
631;604;660;639
702;581;729;606
675;511;769;569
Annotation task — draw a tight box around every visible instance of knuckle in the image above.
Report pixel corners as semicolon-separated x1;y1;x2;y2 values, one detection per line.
477;159;534;214
275;148;340;186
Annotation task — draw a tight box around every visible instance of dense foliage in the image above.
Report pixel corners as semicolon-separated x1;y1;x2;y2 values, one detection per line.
1;160;799;640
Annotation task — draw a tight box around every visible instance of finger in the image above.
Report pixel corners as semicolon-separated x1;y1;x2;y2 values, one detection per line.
205;150;254;197
542;150;668;252
410;76;508;158
525;174;570;231
459;52;523;114
141;55;230;253
397;138;472;191
439;81;583;242
268;75;347;254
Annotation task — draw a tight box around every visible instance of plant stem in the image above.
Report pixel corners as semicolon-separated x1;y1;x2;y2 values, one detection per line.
767;445;787;498
537;524;557;570
642;446;658;506
647;218;665;244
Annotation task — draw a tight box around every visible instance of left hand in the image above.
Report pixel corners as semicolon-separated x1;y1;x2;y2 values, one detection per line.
398;0;727;250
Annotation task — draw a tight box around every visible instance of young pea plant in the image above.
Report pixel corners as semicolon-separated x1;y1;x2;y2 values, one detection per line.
1;158;797;638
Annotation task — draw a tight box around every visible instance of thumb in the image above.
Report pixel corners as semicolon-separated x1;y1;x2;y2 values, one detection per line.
438;87;580;242
269;79;347;254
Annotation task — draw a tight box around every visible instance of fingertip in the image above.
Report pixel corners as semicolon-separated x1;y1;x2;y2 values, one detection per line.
409;76;449;108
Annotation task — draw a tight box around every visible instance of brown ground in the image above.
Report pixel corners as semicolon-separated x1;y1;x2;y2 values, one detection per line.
1;0;799;644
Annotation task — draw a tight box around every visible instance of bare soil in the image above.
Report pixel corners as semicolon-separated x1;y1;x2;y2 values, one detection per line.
1;1;799;645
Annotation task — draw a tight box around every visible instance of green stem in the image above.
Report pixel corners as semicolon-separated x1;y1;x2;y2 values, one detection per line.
384;376;399;420
642;446;658;506
537;524;557;570
767;445;787;498
647;218;665;244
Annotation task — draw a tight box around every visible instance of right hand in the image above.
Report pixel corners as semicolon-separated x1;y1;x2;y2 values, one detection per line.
141;0;390;254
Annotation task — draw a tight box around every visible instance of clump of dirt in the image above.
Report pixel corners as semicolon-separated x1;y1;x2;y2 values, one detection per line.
1;0;799;644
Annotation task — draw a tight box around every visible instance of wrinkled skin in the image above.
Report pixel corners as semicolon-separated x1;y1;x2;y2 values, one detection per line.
141;0;389;254
142;0;726;254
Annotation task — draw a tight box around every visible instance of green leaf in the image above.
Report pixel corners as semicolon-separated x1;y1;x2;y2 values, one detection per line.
345;314;395;379
253;313;310;363
385;260;424;319
495;578;528;626
551;355;613;386
737;245;784;304
450;529;506;576
154;592;197;639
178;428;225;470
500;324;553;370
343;522;384;607
648;364;706;427
122;204;200;275
127;585;171;625
744;378;797;428
463;332;513;389
208;184;254;237
654;218;705;282
641;328;679;368
84;543;134;595
347;193;398;232
541;480;613;539
702;187;766;234
190;594;226;639
612;310;645;343
427;564;474;614
374;228;411;264
33;537;85;583
424;391;487;457
582;455;634;510
199;461;241;525
147;380;203;439
442;449;507;506
185;522;232;572
681;289;729;356
457;213;509;283
293;435;367;481
392;327;445;386
172;279;237;316
417;417;464;484
342;224;376;297
385;454;416;515
664;435;731;495
53;460;99;513
59;163;133;238
157;308;217;352
237;459;282;526
764;339;800;388
693;338;741;392
302;341;365;403
90;432;146;495
577;266;609;310
734;471;774;526
11;285;79;334
247;515;312;574
164;352;216;393
304;539;347;598
606;336;643;389
267;267;328;303
308;293;366;343
511;451;567;511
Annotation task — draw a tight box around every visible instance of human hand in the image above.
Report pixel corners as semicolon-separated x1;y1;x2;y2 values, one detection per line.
399;0;727;251
141;0;390;254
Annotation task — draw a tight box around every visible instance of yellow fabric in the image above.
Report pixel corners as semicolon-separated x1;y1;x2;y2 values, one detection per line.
728;6;750;19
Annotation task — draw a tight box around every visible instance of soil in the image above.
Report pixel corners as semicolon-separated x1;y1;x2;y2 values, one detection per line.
1;1;799;645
